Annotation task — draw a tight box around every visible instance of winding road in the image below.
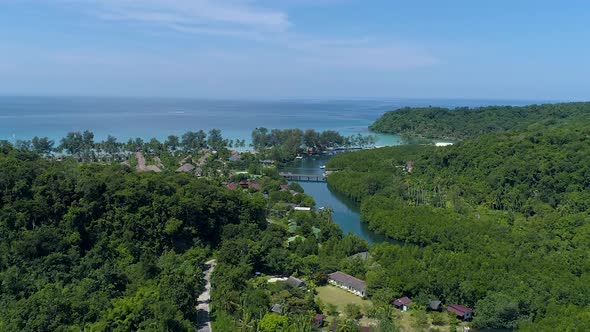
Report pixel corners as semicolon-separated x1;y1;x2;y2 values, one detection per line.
196;259;217;332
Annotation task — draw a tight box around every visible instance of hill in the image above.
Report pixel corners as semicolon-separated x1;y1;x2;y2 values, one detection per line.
369;102;590;140
327;121;590;330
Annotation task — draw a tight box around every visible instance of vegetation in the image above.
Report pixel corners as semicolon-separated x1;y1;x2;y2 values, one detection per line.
328;113;590;330
7;101;590;331
252;127;376;161
0;142;274;330
369;101;590;140
315;286;371;313
210;207;372;331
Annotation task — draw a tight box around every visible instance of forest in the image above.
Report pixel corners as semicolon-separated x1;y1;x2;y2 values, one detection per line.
4;101;590;331
327;116;590;330
0;139;390;331
251;128;377;162
369;101;590;140
0;142;270;331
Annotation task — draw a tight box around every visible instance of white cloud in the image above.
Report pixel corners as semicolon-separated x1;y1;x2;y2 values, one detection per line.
87;0;290;33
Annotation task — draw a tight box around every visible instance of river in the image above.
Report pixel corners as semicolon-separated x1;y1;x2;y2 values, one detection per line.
280;153;393;244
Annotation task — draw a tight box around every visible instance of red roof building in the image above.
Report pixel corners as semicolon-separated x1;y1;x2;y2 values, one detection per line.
227;182;238;190
248;181;261;190
447;304;473;320
393;296;412;311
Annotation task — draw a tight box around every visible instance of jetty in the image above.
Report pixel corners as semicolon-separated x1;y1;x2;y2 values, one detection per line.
279;172;326;182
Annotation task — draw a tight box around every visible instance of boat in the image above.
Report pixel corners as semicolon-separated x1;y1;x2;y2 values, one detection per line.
320;165;326;169
295;155;303;160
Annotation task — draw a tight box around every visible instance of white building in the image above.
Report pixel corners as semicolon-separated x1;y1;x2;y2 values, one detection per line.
327;271;367;297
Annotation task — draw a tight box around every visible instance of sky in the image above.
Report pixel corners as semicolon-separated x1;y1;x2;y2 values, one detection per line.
0;0;589;100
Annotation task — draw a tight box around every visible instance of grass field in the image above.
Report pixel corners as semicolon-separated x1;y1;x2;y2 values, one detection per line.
315;285;372;313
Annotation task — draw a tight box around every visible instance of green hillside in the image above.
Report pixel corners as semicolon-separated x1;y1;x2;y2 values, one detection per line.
328;119;590;330
369;102;590;140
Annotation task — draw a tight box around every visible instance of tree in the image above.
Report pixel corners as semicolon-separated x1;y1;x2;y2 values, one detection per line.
165;135;180;151
326;303;339;317
344;303;362;320
82;130;95;160
207;128;224;150
148;138;163;154
60;131;84;157
303;129;319;149
252;127;269;151
31;136;54;156
473;293;527;329
15;140;31;151
259;313;288;332
181;131;206;153
102;135;119;156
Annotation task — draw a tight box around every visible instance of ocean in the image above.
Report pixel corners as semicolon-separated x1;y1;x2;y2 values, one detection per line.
0;96;537;145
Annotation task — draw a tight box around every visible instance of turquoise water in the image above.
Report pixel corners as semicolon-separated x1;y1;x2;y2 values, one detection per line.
0;96;535;144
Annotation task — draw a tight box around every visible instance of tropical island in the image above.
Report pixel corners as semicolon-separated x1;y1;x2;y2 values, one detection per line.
1;101;590;331
369;102;590;140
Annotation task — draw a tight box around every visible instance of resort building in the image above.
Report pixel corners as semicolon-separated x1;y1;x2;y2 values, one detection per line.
447;304;473;320
270;303;283;314
327;271;367;297
175;163;195;173
393;296;412;311
348;251;370;261
286;276;305;288
428;300;443;312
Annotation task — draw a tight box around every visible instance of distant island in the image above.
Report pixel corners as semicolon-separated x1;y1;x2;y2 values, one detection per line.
369;101;590;140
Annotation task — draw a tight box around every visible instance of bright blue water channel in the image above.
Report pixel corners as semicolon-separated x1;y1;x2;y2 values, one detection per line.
280;154;393;244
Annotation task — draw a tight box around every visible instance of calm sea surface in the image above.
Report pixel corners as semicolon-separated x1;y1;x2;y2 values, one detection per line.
0;96;537;243
0;96;536;144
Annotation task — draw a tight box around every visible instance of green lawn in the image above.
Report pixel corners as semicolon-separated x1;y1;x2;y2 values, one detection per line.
315;285;372;313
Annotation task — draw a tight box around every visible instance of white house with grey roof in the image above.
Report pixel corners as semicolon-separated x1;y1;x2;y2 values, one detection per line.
327;271;367;297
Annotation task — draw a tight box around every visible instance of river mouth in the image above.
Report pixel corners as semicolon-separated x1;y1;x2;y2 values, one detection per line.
279;154;393;244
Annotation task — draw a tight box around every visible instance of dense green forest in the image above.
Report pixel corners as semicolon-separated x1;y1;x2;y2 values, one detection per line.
0;142;268;331
369;101;590;140
0;140;388;331
327;119;590;330
251;128;376;161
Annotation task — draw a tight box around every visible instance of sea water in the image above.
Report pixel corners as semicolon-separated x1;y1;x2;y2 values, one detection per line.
0;96;535;144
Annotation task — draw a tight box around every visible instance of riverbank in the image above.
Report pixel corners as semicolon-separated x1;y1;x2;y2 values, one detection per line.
279;154;393;244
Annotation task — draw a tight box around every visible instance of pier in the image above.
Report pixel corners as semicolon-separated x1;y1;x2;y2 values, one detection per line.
279;172;326;182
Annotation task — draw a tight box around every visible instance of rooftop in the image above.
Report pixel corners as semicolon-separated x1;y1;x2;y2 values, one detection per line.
393;296;412;306
328;271;366;291
286;276;305;288
447;304;473;316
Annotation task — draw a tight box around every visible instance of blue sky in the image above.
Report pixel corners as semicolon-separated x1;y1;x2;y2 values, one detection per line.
0;0;589;100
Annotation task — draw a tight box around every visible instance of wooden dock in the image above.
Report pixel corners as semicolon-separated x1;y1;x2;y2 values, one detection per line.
279;172;326;182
